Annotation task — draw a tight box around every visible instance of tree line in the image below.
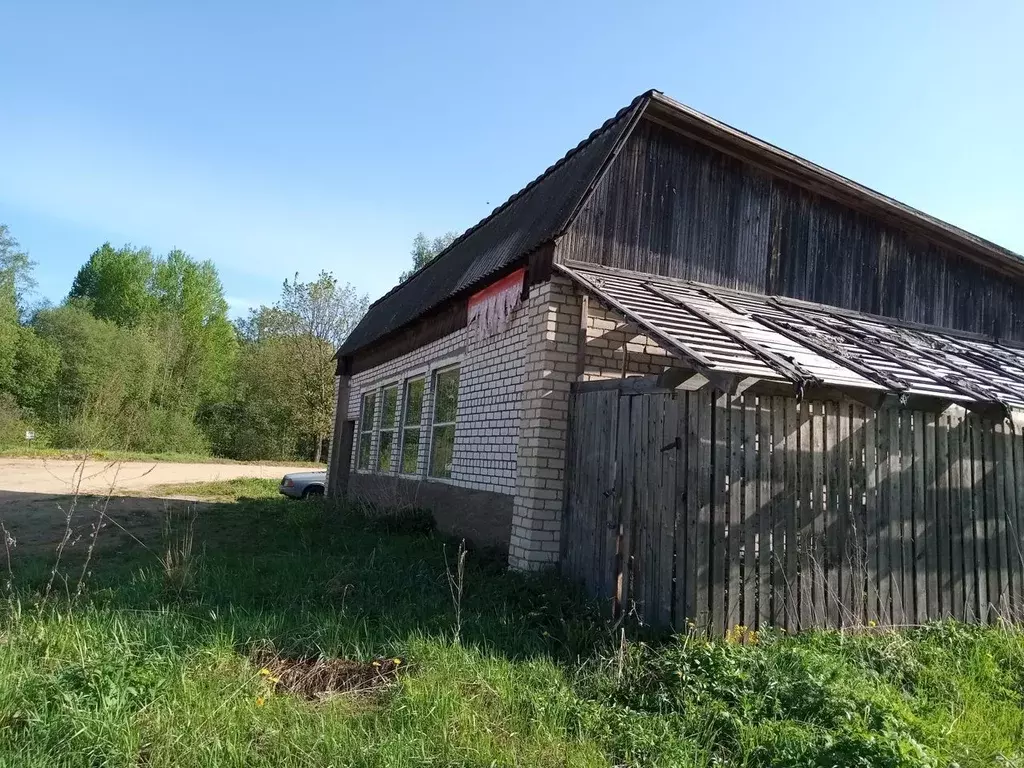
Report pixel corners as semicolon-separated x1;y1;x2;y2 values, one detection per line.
0;224;456;462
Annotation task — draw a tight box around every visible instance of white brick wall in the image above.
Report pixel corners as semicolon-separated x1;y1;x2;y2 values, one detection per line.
343;304;528;496
583;301;683;380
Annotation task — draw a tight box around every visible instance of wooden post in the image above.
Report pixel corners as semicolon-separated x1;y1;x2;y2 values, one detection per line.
576;293;589;381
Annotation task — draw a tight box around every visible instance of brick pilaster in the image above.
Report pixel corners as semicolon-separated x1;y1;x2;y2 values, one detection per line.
509;275;580;570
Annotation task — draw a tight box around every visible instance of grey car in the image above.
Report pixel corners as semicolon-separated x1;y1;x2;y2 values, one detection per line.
279;470;327;499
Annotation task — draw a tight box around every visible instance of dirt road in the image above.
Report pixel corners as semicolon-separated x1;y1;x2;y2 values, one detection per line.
0;457;314;496
0;458;317;556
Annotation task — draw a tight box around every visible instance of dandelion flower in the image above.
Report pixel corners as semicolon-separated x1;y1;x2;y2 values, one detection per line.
392;658;401;665
255;696;265;706
258;668;271;677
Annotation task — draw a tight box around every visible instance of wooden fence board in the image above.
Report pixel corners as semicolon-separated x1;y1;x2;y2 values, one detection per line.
658;394;678;626
727;394;743;631
877;406;893;625
850;403;867;626
798;400;814;630
711;394;729;635
772;398;788;628
784;397;800;631
615;395;635;618
971;418;987;623
913;412;928;625
935;412;951;618
825;401;841;627
811;401;827;628
742;396;759;630
839;403;856;626
950;410;968;622
758;398;773;629
864;405;879;625
673;393;691;627
992;420;1010;618
564;390;1024;635
1009;422;1024;615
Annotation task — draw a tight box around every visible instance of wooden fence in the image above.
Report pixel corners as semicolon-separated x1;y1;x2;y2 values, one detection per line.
561;384;1024;634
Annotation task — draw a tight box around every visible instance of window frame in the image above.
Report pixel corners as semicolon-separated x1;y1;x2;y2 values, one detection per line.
355;389;377;471
376;383;401;472
427;365;460;480
398;375;427;476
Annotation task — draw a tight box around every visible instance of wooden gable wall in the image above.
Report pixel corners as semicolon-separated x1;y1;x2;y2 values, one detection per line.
560;118;1024;341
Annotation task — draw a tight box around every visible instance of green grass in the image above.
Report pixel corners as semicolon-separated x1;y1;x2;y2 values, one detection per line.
147;477;282;501
0;491;1020;766
0;445;323;467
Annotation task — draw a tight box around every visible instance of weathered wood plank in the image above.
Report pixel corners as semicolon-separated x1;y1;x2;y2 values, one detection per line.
601;392;623;604
695;390;714;631
658;394;678;627
784;397;799;631
849;403;867;626
901;415;917;626
837;401;853;625
743;395;759;630
771;397;788;628
970;417;987;623
633;394;650;622
674;392;692;629
876;406;893;625
950;410;968;622
757;397;774;629
798;399;814;630
614;394;635;619
711;393;729;635
864;405;879;625
935;412;951;619
1009;421;1024;618
983;421;1001;620
811;400;827;627
913;411;928;625
992;419;1010;618
727;395;744;631
825;400;840;627
888;408;905;625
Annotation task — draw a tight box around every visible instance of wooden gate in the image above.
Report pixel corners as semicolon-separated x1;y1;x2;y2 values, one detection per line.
561;382;1024;635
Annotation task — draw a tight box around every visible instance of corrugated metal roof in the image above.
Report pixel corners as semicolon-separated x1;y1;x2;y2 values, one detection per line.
561;261;1024;410
336;92;651;358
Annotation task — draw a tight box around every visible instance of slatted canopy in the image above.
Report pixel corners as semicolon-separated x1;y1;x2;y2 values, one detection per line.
561;261;1024;415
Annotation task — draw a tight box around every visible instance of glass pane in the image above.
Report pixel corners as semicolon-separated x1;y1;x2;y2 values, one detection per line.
381;386;399;429
401;428;420;474
429;424;456;478
433;368;460;424
361;392;376;432
403;378;425;427
357;432;372;469
377;431;394;471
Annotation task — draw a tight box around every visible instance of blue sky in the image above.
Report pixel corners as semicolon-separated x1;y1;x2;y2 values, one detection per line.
2;1;1022;318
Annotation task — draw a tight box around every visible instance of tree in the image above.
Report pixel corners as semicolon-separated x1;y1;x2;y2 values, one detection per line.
0;224;36;313
68;243;155;327
0;225;34;392
398;231;458;283
235;272;368;461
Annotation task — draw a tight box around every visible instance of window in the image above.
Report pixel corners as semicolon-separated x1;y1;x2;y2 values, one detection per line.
377;385;399;472
356;391;376;470
400;377;425;474
429;367;459;478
